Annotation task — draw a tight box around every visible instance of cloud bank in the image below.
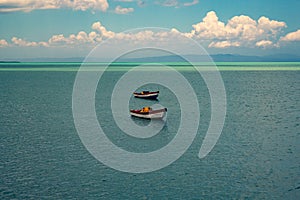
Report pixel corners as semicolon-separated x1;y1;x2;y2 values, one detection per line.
0;11;298;50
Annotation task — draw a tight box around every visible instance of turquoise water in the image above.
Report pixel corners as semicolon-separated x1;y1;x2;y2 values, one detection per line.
1;62;300;71
0;63;299;199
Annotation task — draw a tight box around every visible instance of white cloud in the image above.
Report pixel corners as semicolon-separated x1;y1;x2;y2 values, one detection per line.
280;29;300;41
48;34;67;44
75;31;89;42
255;40;273;48
47;22;116;46
92;22;115;38
183;0;199;7
88;31;98;41
38;41;49;47
3;21;115;48
67;0;109;12
186;11;286;48
114;5;134;14
120;30;154;41
226;15;258;41
190;11;227;39
11;37;38;47
48;30;101;46
209;41;240;48
0;11;294;51
0;39;8;47
0;0;109;12
258;16;287;34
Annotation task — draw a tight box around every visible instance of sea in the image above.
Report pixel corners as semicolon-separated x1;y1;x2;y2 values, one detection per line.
0;62;299;199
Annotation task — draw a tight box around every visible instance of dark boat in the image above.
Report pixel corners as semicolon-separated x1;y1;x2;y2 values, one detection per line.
133;91;159;99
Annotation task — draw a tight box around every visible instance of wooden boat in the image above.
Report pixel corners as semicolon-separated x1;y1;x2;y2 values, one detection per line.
133;91;159;99
130;107;167;119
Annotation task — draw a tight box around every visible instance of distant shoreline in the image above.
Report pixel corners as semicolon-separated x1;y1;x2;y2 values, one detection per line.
1;53;300;63
0;61;20;63
1;61;300;65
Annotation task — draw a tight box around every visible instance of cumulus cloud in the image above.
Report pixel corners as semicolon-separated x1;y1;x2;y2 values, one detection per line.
48;30;100;46
0;21;117;48
257;16;287;35
0;0;109;12
114;5;134;14
48;34;67;44
10;36;49;47
41;21;181;48
0;39;8;47
91;22;115;38
47;22;117;46
189;11;227;39
209;41;240;48
280;29;300;41
38;41;49;47
186;11;286;48
115;30;154;41
11;37;38;47
0;11;294;50
255;40;274;48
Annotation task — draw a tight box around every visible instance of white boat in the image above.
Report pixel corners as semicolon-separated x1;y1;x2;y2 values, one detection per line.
130;107;167;119
133;91;159;99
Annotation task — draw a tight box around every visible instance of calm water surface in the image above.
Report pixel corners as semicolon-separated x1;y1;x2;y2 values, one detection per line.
0;63;299;199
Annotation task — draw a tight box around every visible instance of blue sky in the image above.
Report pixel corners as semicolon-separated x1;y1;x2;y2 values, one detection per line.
0;0;300;59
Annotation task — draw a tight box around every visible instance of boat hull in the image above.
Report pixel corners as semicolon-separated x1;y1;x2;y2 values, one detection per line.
133;91;159;99
130;108;167;119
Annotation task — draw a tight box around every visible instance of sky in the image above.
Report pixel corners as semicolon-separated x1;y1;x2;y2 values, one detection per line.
0;0;300;60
